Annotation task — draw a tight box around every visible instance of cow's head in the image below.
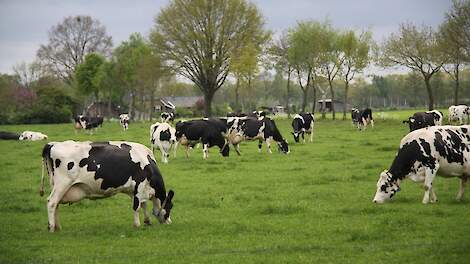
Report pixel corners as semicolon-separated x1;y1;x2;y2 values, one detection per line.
277;139;289;154
403;117;415;132
373;170;400;203
154;190;174;224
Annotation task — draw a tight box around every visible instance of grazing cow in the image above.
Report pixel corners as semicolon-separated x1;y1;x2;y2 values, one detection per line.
291;113;315;143
403;110;443;132
160;112;175;123
74;115;104;130
19;131;48;141
0;131;20;140
119;114;130;130
373;125;470;204
227;117;289;155
40;141;174;232
150;122;177;164
175;118;229;159
449;105;470;124
351;108;374;130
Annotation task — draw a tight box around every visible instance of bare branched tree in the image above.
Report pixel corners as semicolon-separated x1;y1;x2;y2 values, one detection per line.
37;15;112;82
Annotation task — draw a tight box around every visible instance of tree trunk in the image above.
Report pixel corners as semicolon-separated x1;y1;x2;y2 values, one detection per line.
454;65;460;105
423;76;434;110
235;77;240;110
128;90;134;120
311;82;317;113
286;69;291;118
301;88;308;112
204;91;215;117
343;81;349;120
149;87;155;121
328;79;336;120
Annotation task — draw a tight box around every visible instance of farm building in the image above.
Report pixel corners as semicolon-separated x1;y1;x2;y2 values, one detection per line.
155;96;204;112
316;99;349;112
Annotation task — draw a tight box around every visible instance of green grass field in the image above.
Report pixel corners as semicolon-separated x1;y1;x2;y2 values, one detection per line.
1;110;469;263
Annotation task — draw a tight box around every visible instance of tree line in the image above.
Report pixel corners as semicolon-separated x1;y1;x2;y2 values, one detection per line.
0;0;469;124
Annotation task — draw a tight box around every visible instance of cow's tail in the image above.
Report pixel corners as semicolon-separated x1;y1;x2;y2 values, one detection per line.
40;143;53;197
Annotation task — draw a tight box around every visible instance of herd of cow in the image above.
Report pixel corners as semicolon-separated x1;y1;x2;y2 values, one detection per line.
1;104;470;232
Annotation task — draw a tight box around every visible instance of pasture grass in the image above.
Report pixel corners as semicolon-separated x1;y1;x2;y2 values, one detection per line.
1;110;469;263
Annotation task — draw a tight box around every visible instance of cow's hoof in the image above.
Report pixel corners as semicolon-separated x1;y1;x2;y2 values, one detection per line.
48;224;57;232
144;219;151;225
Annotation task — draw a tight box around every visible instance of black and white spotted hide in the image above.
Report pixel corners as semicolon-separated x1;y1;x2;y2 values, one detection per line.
150;122;177;164
175;119;229;159
227;117;289;155
373;125;470;204
291;113;314;143
403;110;443;132
119;114;130;130
160;112;175;123
351;108;374;130
40;141;174;232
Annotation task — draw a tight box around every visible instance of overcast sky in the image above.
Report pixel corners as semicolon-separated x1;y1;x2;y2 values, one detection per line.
0;0;451;74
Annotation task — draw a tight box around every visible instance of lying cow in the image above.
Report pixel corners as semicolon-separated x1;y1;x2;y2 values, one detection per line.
227;117;289;155
291;113;314;143
175;118;229;159
150;122;177;164
449;105;469;125
40;141;174;232
373;125;470;204
403;110;443;132
19;131;48;141
351;108;374;130
119;114;130;130
160;112;175;123
0;131;21;140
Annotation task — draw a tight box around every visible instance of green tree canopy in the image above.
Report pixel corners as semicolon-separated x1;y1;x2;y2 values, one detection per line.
151;0;268;116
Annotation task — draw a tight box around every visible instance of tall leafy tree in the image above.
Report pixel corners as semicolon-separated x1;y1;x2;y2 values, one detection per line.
288;21;325;113
381;23;444;110
340;30;373;119
319;23;344;120
114;33;151;118
151;0;268;116
37;15;112;82
440;1;469;105
269;32;294;117
75;53;105;100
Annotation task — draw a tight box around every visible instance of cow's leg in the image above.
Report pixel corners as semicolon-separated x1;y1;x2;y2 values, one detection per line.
184;145;190;159
302;132;305;144
142;201;151;225
54;204;61;230
173;141;179;158
309;129;314;142
233;143;241;156
202;140;209;159
133;196;141;228
258;140;263;153
456;176;468;201
47;183;71;232
430;188;438;203
422;165;438;204
159;144;168;164
265;138;272;154
362;118;367;130
370;118;374;127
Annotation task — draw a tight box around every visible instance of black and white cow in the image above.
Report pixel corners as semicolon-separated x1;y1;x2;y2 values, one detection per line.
291;113;315;143
74;115;104;130
248;110;267;120
0;131;21;140
119;114;130;130
403;110;443;132
150;122;177;164
449;105;470;125
373;125;470;204
351;108;374;130
227;117;289;155
175;118;229;159
40;141;174;232
160;112;175;123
